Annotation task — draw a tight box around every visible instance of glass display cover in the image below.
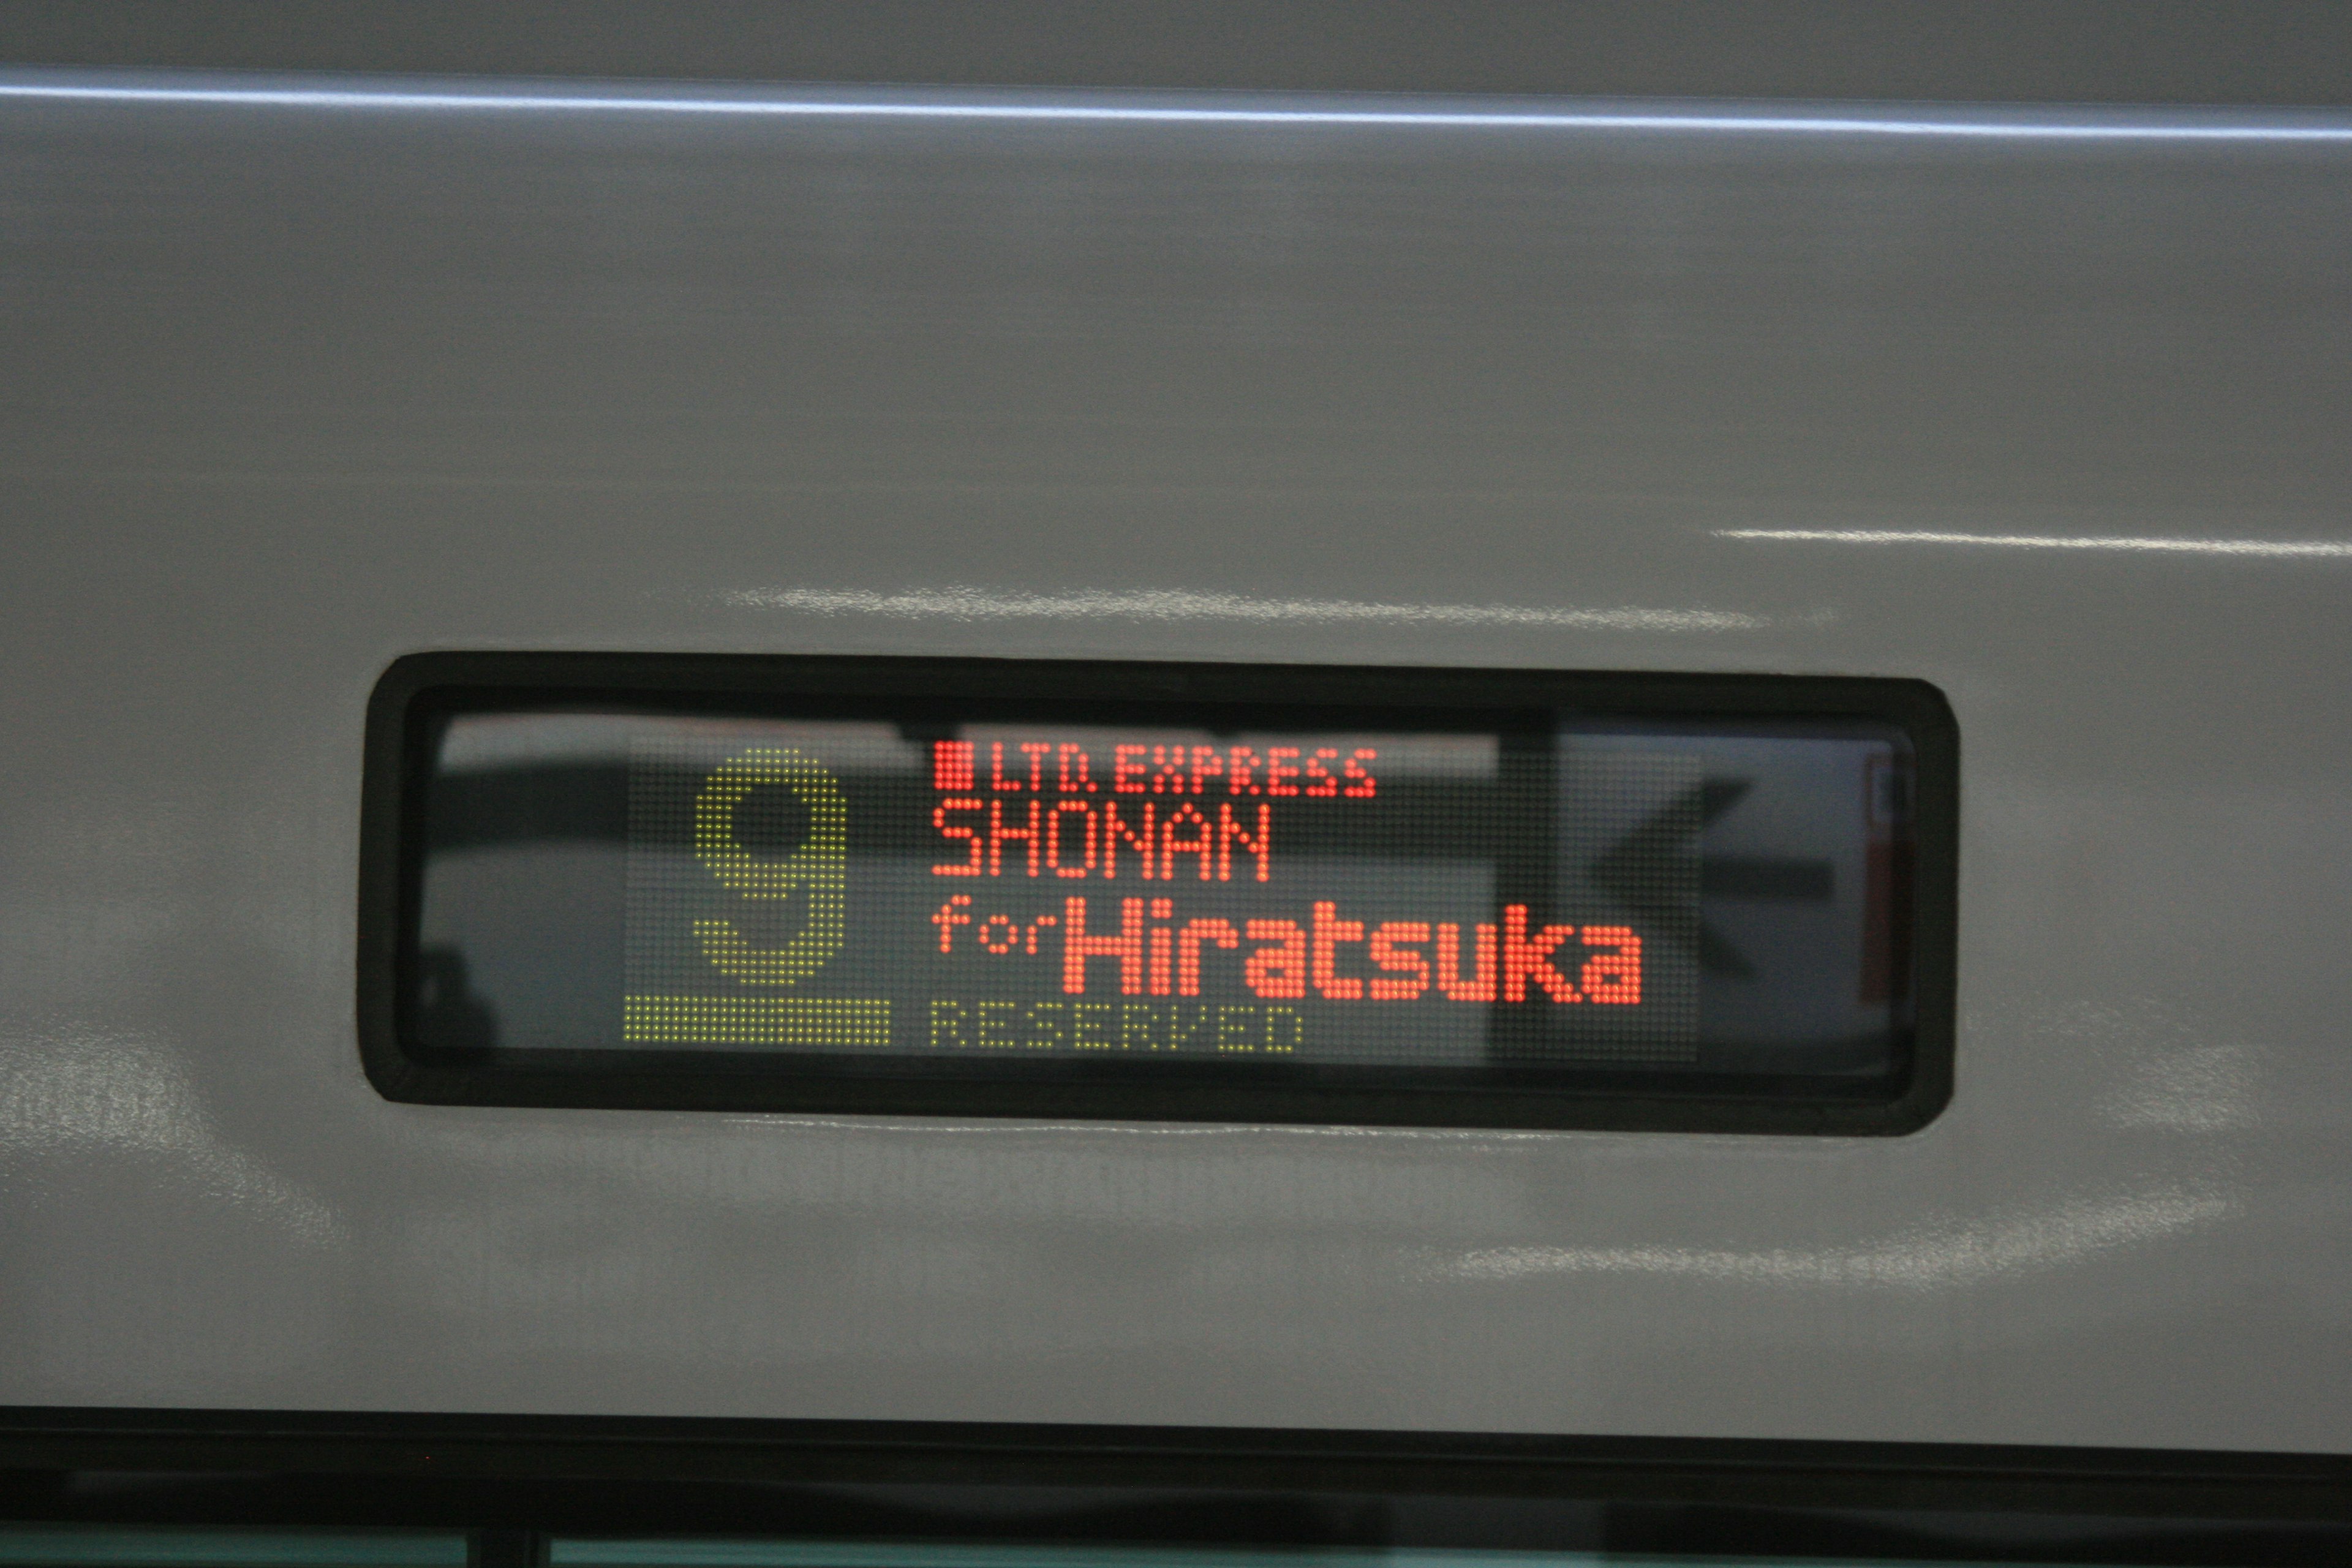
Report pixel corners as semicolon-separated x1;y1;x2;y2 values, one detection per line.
364;656;1953;1131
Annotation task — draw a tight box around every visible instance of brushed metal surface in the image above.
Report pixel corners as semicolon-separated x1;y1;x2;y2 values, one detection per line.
2;70;2349;1449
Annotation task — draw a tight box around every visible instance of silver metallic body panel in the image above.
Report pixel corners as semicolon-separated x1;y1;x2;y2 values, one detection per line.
3;71;2349;1449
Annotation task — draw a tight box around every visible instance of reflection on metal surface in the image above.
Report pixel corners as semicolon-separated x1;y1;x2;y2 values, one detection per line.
1432;1186;2233;1290
2098;1044;2263;1133
4;75;2352;143
1717;529;2352;557
715;586;1772;633
0;1022;345;1248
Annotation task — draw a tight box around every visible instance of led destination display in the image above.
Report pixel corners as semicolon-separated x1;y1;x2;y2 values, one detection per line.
618;724;1687;1067
374;657;1953;1131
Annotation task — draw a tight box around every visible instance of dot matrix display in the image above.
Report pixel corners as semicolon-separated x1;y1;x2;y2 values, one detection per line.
612;724;1700;1067
383;655;1948;1132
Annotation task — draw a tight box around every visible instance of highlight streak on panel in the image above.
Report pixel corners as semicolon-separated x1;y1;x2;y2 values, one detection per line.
1716;528;2352;557
5;77;2352;143
716;586;1767;633
622;997;891;1048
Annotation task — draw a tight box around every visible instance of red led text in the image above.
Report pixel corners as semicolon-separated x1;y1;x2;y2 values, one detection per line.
922;895;1640;1005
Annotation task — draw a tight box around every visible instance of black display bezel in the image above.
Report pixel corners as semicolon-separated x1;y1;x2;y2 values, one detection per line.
357;652;1958;1133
